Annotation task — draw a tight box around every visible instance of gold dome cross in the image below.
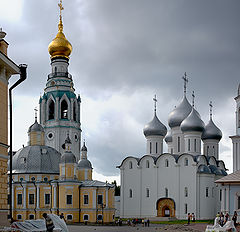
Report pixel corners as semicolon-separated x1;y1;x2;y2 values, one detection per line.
58;0;64;19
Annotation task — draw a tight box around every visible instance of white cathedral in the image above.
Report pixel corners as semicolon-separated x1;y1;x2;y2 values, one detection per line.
118;78;232;220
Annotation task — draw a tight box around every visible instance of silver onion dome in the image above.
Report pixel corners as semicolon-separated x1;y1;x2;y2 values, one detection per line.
168;96;192;128
28;120;44;133
60;151;76;164
201;118;222;141
78;159;92;169
11;145;61;174
165;130;172;143
180;108;205;132
143;113;167;137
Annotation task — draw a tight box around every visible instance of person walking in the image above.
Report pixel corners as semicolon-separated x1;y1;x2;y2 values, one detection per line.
147;218;150;227
191;213;195;222
232;211;238;228
43;213;55;232
187;213;191;225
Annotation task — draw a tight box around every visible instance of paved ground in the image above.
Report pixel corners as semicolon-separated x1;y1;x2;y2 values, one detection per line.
67;223;210;232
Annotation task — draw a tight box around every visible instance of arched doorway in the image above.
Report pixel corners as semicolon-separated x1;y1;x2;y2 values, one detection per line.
156;198;175;217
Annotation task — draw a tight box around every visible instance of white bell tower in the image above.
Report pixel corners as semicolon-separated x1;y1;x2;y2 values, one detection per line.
230;84;240;172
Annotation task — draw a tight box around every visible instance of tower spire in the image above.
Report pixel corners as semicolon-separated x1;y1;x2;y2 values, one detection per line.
153;94;157;114
192;91;195;108
34;107;38;122
182;72;188;97
209;101;213;119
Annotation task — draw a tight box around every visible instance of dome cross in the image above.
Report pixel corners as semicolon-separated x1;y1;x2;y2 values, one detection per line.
182;72;188;96
58;0;64;20
34;107;38;122
209;101;213;119
153;94;157;114
192;91;195;108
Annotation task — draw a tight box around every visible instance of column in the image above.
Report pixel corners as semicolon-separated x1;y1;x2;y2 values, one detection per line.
23;184;26;209
221;188;225;212
105;189;108;208
92;189;96;208
233;142;236;172
12;185;14;210
56;97;59;120
52;183;57;209
36;185;40;209
226;186;229;212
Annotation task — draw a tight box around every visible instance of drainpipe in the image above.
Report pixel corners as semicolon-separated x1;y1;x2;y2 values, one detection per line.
9;64;27;222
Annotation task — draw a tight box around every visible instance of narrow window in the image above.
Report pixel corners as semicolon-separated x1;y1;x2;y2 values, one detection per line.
83;215;89;221
184;187;188;197
66;195;72;204
54;66;57;73
84;195;89;205
238;108;240;128
48;100;55;120
97;195;103;204
150;142;152;154
17;194;22;205
156;142;158;154
184;158;188;166
165;188;168;198
146;188;150;198
146;160;150;168
194;139;197;152
67;215;73;220
129;161;133;169
171;148;173;154
206;187;209;197
207;146;209;156
185;204;188;214
220;189;222;201
45;194;50;205
213;146;215;156
61;100;68;119
165;159;169;167
73;102;77;121
129;189;133;198
188;139;190;151
178;137;180;152
29;194;34;205
29;214;34;220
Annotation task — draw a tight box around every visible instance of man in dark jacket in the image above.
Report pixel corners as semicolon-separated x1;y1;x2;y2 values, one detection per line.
43;213;55;232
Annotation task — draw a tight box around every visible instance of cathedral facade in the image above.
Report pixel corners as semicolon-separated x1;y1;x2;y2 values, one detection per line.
118;81;228;220
10;3;115;223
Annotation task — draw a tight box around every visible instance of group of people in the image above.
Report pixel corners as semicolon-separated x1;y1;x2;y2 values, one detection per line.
216;211;238;228
187;213;196;224
126;218;150;227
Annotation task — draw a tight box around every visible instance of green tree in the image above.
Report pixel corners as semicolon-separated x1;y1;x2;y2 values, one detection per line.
111;180;120;196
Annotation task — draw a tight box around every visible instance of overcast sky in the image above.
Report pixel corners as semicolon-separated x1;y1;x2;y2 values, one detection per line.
1;0;239;183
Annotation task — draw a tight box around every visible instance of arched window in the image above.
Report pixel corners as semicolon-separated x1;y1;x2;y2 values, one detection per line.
194;139;197;152
73;102;77;121
150;142;152;154
213;146;215;156
188;139;190;151
83;214;89;221
67;215;73;220
48;100;55;120
146;188;150;198
207;146;209;156
146;160;150;168
54;66;57;73
61;100;68;119
178;137;180;152
165;159;169;167
165;188;168;198
171;148;173;154
184;158;188;166
129;161;133;169
184;187;188;197
129;189;133;198
156;142;158;154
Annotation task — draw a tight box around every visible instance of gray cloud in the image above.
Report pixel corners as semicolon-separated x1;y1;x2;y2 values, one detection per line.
2;0;239;176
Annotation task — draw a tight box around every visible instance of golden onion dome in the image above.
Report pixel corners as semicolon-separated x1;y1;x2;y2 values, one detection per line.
48;17;72;59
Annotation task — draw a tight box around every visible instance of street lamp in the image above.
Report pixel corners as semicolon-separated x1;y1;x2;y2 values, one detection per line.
9;64;27;222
